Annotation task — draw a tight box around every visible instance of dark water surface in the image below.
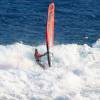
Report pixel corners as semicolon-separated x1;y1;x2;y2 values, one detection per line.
0;0;100;45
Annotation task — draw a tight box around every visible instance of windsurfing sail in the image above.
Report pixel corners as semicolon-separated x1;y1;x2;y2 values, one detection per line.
46;1;55;67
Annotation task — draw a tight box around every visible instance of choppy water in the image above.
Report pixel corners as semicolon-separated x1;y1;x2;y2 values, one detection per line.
0;0;100;45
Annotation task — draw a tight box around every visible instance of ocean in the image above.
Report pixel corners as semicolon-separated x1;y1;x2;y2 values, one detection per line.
0;0;100;45
0;0;100;100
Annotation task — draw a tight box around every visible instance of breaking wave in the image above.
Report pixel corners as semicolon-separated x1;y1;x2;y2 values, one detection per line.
0;39;100;100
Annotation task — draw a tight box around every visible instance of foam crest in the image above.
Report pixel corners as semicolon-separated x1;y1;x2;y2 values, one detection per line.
0;39;100;100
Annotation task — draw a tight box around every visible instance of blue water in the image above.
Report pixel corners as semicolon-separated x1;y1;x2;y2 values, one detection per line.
0;0;100;45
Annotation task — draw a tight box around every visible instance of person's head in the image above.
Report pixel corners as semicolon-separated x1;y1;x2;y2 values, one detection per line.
35;48;38;53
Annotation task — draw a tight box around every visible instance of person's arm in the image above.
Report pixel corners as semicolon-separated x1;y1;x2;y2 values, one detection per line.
40;52;47;57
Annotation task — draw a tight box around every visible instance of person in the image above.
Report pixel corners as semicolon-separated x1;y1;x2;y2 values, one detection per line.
34;48;47;68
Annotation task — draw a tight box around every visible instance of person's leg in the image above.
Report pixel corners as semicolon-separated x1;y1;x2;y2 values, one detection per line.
37;61;45;69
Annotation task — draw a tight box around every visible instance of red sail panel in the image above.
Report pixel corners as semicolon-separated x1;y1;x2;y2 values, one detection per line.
46;2;55;48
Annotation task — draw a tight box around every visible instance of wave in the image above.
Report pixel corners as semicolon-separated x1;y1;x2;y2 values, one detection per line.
0;39;100;100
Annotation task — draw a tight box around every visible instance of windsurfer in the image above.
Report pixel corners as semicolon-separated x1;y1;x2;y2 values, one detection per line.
34;48;47;68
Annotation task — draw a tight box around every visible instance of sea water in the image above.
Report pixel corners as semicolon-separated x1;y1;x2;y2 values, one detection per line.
0;0;100;100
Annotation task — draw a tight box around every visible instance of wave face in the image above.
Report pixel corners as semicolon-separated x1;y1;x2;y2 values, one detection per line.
0;39;100;100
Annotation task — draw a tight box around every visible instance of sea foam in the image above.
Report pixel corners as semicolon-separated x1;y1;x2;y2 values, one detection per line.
0;39;100;100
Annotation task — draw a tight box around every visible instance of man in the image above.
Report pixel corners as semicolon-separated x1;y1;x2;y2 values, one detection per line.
34;48;47;68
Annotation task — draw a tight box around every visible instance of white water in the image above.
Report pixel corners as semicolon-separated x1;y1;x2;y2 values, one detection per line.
0;39;100;100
